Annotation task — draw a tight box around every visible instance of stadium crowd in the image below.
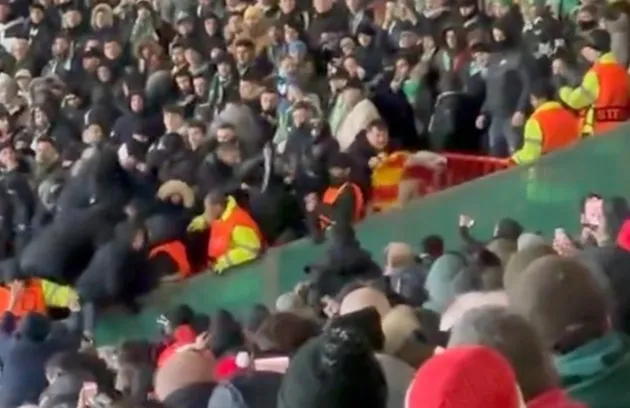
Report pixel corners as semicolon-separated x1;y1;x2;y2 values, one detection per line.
0;0;628;405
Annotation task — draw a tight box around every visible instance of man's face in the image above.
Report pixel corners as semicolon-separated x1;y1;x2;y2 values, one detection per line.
170;47;185;66
216;127;236;143
175;75;192;92
459;5;475;17
163;112;182;130
292;108;310;127
268;26;282;43
35;141;57;163
244;13;260;29
82;124;104;144
217;147;241;166
473;51;489;67
491;2;508;17
217;62;231;77
280;0;295;12
187;127;204;147
284;25;299;42
260;92;278;111
367;126;389;150
94;10;108;27
235;45;252;65
177;20;194;35
12;39;29;59
204;18;219;35
29;7;45;23
346;0;361;12
137;7;151;20
34;109;49;128
577;10;595;23
82;56;100;71
0;117;9;133
239;80;258;100
104;41;122;59
280;57;297;75
52;38;69;56
193;77;208;96
204;200;223;221
184;48;201;66
130;94;144;112
357;33;372;47
400;32;418;49
63;10;81;27
340;38;356;56
0;147;16;168
97;66;112;82
445;30;457;49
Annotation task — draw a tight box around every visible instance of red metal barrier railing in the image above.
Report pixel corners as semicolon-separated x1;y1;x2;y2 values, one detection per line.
440;153;511;188
405;153;512;196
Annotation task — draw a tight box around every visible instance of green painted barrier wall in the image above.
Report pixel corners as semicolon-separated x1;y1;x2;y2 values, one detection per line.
95;125;630;345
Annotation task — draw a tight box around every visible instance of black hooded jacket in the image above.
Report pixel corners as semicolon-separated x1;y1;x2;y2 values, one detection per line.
74;226;155;304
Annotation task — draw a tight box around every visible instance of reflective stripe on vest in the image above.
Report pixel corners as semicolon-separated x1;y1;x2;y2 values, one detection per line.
208;205;263;261
318;182;365;229
150;241;193;278
589;60;630;134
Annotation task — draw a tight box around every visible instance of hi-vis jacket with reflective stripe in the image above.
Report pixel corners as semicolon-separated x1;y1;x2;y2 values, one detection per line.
559;52;630;136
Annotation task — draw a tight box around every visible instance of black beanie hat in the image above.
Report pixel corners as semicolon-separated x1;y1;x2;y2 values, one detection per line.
209;309;245;359
277;327;387;408
165;304;195;327
326;307;385;351
494;217;523;241
584;29;612;53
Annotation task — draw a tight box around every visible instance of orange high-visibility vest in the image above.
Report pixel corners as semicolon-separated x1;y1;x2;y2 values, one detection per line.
370;152;408;212
208;205;263;261
318;182;365;229
150;241;193;278
0;280;47;317
588;61;630;134
533;103;579;153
